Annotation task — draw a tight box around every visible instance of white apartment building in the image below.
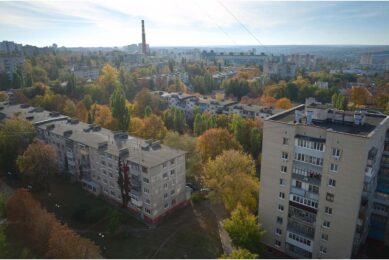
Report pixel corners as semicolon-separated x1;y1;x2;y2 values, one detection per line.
0;102;189;224
259;99;389;258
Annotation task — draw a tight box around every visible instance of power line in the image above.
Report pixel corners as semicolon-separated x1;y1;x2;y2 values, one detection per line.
193;0;239;47
217;0;271;55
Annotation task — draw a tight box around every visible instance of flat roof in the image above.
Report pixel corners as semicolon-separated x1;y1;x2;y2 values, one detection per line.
269;105;387;137
0;102;186;167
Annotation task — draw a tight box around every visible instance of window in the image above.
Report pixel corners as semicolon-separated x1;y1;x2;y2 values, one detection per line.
142;166;148;173
145;199;151;205
278;204;284;212
162;162;167;168
283;137;289;145
295;180;302;189
170;159;175;164
170;189;175;195
277;216;283;224
326;193;334;202
143;187;149;194
275;240;281;247
279;192;285;199
309;184;319;194
328;178;336;187
282;152;289;160
332;148;341;158
321;233;328;241
164;203;169;209
320;246;327;254
322;220;330;228
164;193;168;199
163;172;168;180
101;160;106;165
276;228;282;235
281;166;287;173
164;183;168;189
143;177;150;184
325;207;333;215
280;178;285;186
144;208;151;214
330;163;338;172
170;169;175;176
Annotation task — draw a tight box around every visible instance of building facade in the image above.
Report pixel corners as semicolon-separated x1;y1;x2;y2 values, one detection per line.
259;99;389;258
0;102;189;224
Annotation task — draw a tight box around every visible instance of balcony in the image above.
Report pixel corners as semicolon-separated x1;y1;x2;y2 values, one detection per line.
290;186;319;201
292;173;321;186
288;205;316;225
287;220;315;239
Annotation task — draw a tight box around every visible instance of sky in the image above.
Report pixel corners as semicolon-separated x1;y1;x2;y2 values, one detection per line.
1;0;389;47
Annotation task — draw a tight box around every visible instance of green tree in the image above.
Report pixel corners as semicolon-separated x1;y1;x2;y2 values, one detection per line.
110;85;130;131
202;150;258;212
284;82;298;101
0;227;7;258
223;203;264;254
0;118;35;171
230;115;250;151
144;105;152;117
82;94;93;111
220;248;258;259
12;66;24;89
249;128;262;159
193;113;203;136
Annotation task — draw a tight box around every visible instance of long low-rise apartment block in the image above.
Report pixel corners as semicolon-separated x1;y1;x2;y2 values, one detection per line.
0;101;189;224
259;98;389;258
153;91;283;119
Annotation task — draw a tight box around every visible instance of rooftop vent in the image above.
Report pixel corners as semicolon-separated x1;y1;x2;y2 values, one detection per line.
20;104;30;108
92;124;101;131
63;130;73;137
113;132;128;140
49;111;60;117
46;124;55;130
25;116;34;121
98;141;108;150
119;148;129;158
306;111;313;125
67;118;79;124
151;140;161;150
354;111;366;126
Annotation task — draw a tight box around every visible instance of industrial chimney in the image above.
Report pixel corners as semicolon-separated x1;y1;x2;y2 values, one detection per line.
141;20;147;56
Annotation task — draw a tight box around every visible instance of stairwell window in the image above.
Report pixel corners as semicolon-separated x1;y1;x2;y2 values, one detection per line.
330;163;338;173
328;178;336;187
281;166;287;174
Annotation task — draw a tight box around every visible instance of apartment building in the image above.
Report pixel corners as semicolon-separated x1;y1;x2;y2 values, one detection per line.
153;91;283;120
0;102;189;224
258;98;389;258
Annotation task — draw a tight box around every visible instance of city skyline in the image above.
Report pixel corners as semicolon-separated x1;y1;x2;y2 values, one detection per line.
1;0;389;47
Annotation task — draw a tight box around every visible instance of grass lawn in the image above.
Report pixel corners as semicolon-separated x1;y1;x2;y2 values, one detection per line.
33;175;223;258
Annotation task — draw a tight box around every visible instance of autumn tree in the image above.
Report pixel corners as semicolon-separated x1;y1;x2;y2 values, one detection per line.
110;85;130;130
6;189;102;258
196;128;242;162
259;95;276;106
0;118;35;171
97;64;120;95
202;150;258;212
349;86;369;106
17;139;58;192
132;114;167;140
275;97;293;109
92;104;118;130
223;203;264;254
75;101;88;122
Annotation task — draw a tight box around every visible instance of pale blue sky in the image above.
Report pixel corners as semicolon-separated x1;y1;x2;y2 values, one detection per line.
0;0;389;47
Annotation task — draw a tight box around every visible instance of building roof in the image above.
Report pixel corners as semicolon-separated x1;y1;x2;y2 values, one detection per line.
0;102;186;167
269;104;388;137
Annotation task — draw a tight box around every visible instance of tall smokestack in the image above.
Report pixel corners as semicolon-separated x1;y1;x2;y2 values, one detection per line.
141;20;147;55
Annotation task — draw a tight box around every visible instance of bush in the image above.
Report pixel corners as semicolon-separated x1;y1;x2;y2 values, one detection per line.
191;191;204;204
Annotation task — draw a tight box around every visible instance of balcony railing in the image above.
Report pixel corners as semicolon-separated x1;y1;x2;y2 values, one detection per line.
287;221;315;239
290;186;319;201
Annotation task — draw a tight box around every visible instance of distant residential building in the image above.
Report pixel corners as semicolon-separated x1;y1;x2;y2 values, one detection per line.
0;55;25;79
152;91;283;119
263;61;296;81
0;102;190;224
0;41;23;54
288;53;317;69
259;98;389;258
72;66;100;81
314;81;329;89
